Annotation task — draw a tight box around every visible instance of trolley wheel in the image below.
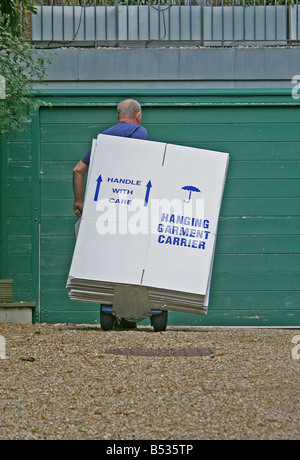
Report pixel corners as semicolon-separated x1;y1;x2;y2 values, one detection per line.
100;306;115;331
119;318;137;329
151;310;168;332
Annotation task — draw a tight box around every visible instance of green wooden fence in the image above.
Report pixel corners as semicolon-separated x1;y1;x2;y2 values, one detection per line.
1;89;300;326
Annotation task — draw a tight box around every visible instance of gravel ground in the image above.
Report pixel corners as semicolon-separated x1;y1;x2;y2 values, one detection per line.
0;323;299;440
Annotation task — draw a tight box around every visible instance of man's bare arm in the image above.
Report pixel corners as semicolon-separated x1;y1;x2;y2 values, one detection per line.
73;160;88;217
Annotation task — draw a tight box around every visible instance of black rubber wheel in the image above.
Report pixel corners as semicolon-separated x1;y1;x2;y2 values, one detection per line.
151;310;168;332
100;306;115;331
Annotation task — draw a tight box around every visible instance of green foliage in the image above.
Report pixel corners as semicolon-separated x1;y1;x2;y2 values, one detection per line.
0;6;51;136
0;0;37;37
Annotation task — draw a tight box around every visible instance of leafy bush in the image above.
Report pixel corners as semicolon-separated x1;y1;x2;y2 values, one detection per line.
0;4;51;136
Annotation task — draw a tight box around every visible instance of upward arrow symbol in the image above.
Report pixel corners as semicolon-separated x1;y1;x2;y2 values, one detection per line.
94;175;102;201
144;180;152;207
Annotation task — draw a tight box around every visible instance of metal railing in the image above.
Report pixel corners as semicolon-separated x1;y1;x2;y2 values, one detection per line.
28;1;300;47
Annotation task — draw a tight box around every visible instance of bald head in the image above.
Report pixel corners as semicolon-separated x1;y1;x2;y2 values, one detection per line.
117;99;142;125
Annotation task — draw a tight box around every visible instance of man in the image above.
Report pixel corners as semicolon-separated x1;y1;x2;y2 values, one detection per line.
73;98;148;218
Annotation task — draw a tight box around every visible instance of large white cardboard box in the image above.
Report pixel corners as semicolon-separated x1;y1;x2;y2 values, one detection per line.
67;134;229;314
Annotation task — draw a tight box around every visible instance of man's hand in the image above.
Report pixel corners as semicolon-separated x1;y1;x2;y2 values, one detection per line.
73;160;88;217
74;201;84;218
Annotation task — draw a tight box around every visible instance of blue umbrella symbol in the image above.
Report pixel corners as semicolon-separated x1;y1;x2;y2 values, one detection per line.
182;185;201;203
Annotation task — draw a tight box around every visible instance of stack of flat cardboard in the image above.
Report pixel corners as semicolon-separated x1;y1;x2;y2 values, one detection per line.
67;135;229;316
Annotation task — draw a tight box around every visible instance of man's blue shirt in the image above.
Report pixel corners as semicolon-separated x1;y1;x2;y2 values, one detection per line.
81;122;148;166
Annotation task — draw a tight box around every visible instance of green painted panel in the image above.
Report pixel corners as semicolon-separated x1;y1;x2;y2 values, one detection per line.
166;310;300;327
7;198;32;217
215;235;300;254
210;273;300;291
40;197;300;217
41;199;74;217
41;122;300;144
40;106;300;125
11;273;32;293
7;161;32;180
7;255;31;274
41;309;300;327
40;160;300;181
40;252;300;276
208;291;300;310
41;273;71;291
41;143;91;161
41;180;74;198
41;272;300;293
41;234;300;256
220;198;300;216
228;161;300;179
42;178;300;199
13;291;34;302
42;141;300;161
224;179;300;198
41;236;75;255
41;292;100;311
6;217;32;237
218;216;300;235
37;98;300;327
42;217;77;236
41;310;100;324
40;124;112;143
41;255;72;275
40;106;116;124
8;236;31;254
8;143;32;161
7;181;32;198
41;162;76;180
213;254;300;273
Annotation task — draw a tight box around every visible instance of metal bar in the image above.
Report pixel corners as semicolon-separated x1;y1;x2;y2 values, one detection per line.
148;0;150;40
73;0;75;40
84;0;86;41
264;0;267;42
200;2;203;43
52;0;54;41
297;0;299;41
232;0;234;42
62;0;64;42
189;0;192;41
254;0;256;42
222;0;224;46
275;0;277;41
105;0;107;41
41;0;43;41
168;0;171;40
158;0;161;40
137;0;140;41
179;0;181;41
127;0;129;41
116;0;119;42
243;0;245;41
94;0;97;45
211;0;213;42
